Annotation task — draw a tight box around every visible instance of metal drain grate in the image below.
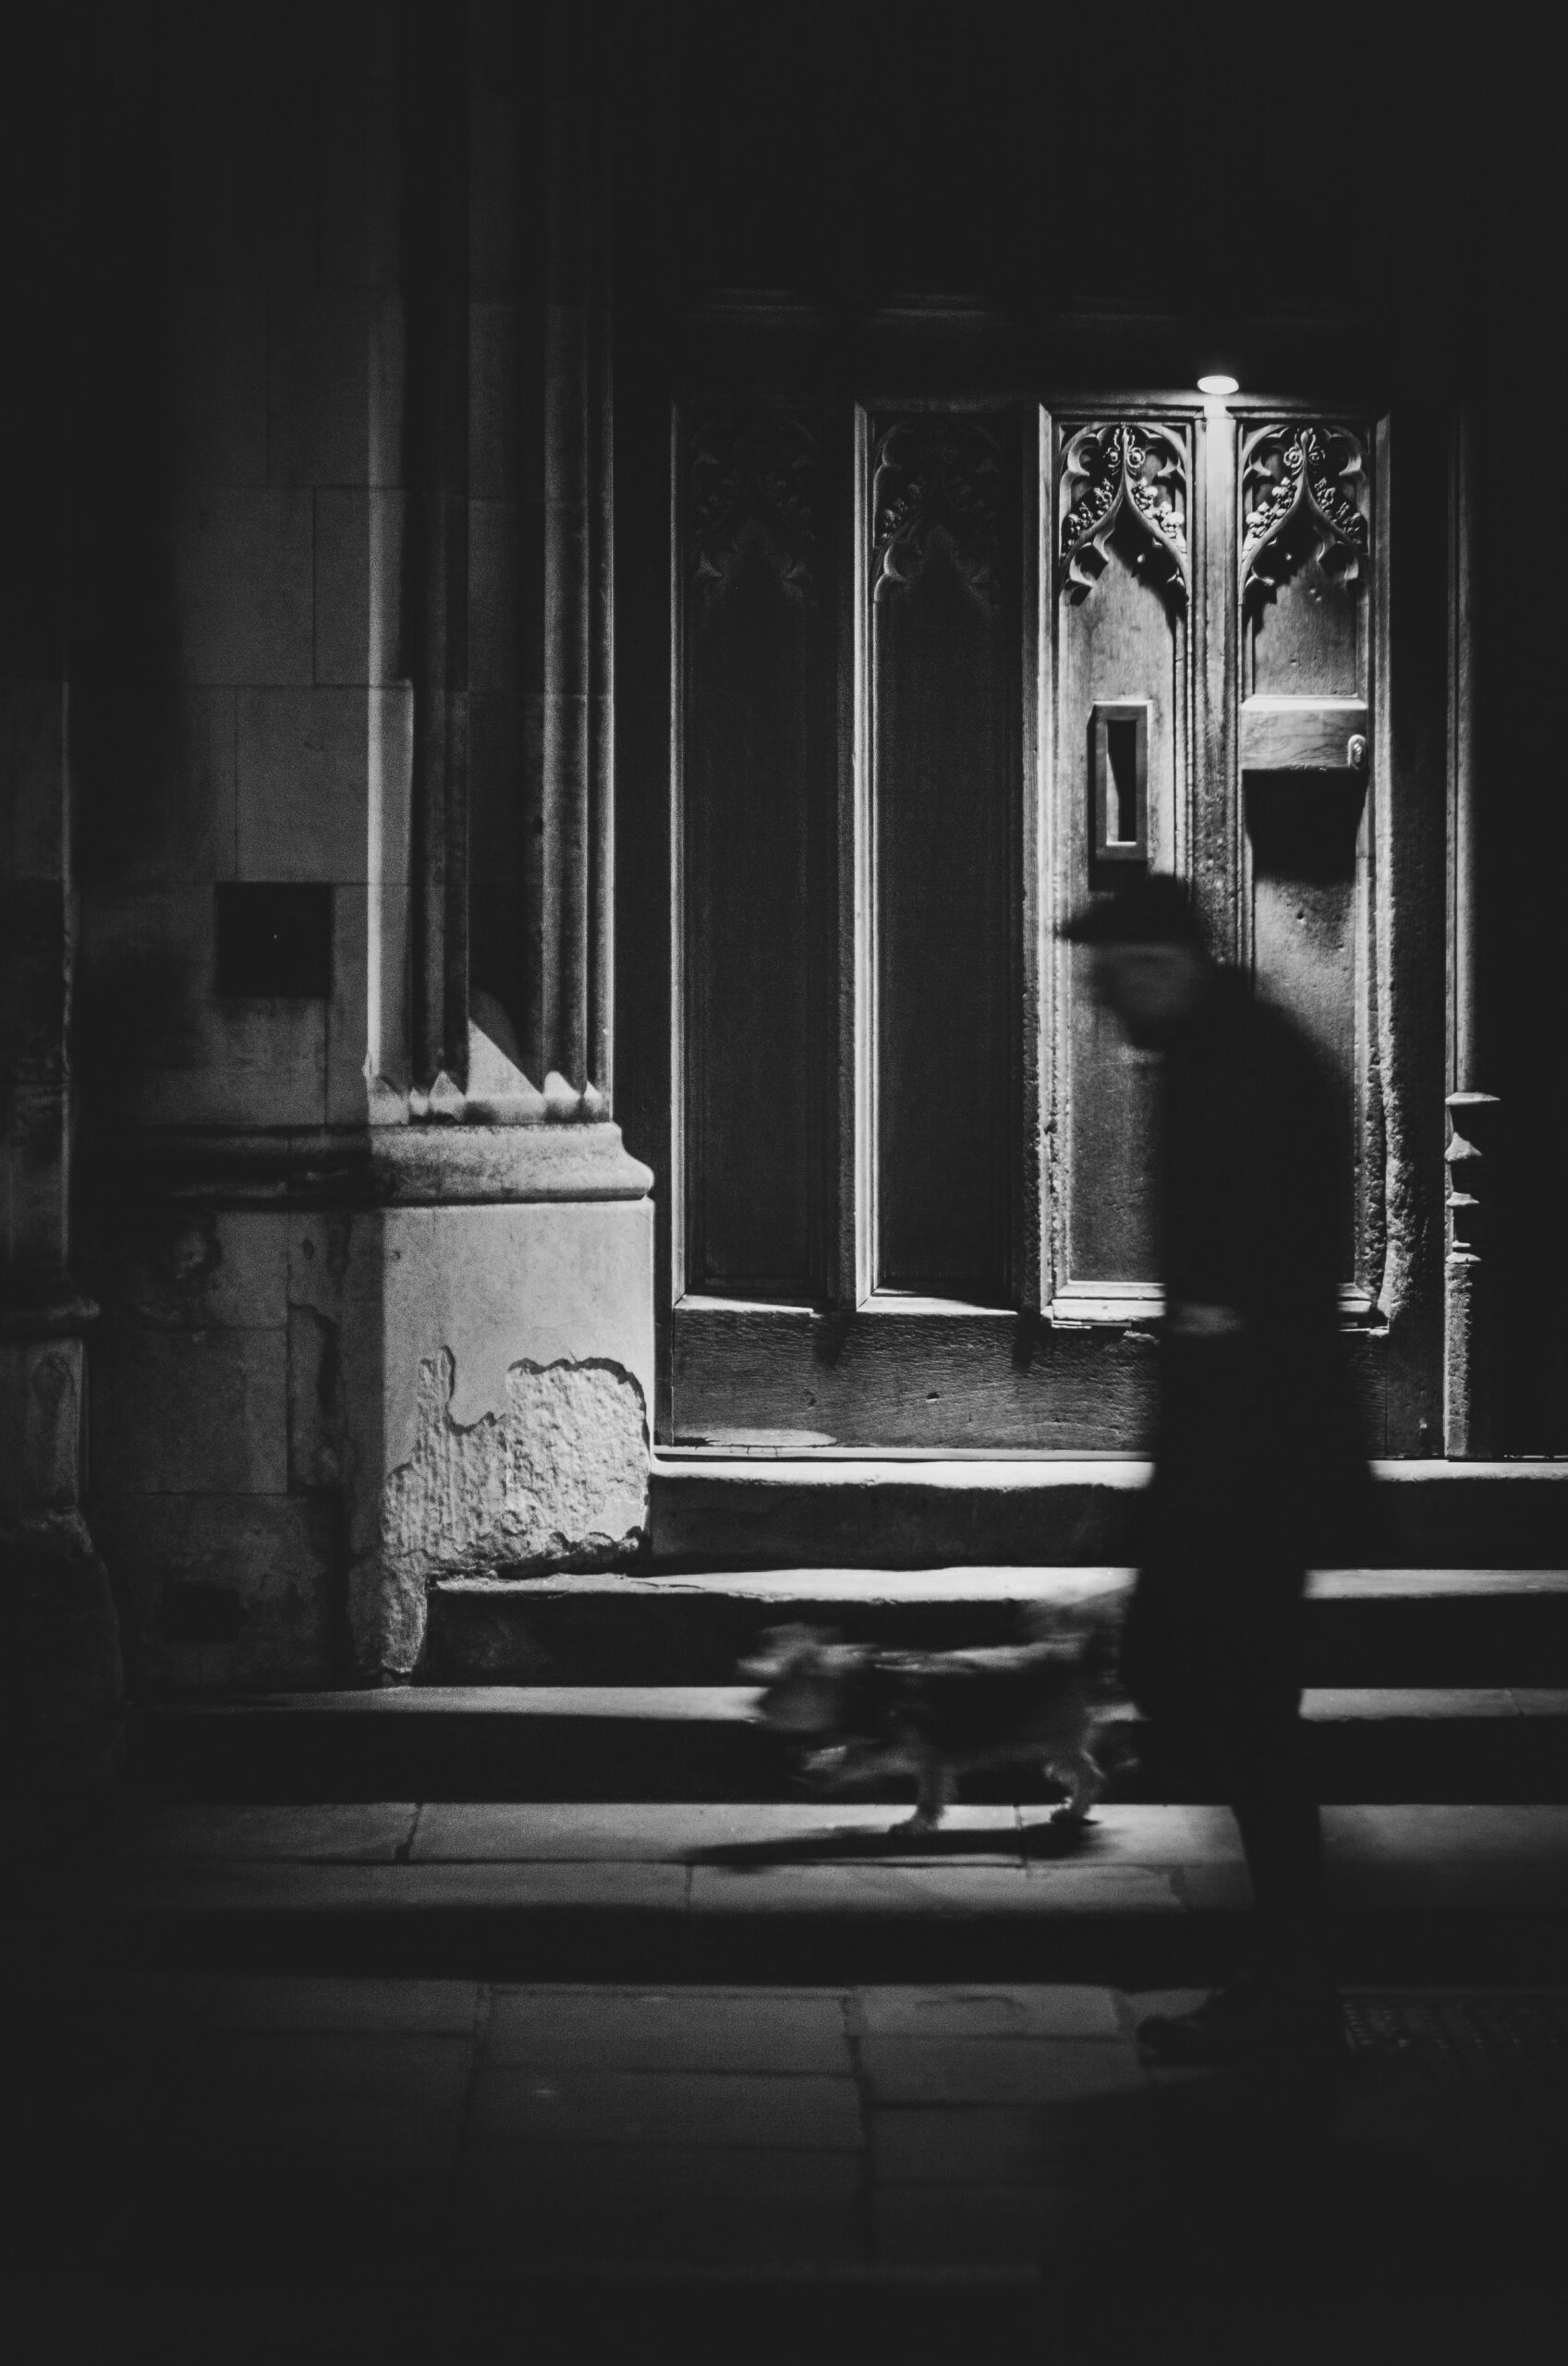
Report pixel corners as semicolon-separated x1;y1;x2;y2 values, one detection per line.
1343;1993;1568;2093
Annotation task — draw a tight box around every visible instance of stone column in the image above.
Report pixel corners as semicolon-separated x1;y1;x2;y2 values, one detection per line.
1444;407;1500;1457
1;538;123;1841
341;0;650;1684
535;0;614;1105
403;0;471;1104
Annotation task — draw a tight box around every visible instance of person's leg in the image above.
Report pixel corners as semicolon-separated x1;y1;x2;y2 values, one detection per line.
1225;1700;1331;2004
1218;1559;1331;1990
1136;1564;1341;2064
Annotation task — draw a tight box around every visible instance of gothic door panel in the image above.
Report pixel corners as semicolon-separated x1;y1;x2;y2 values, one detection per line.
669;396;1385;1450
1053;418;1190;1320
871;416;1020;1303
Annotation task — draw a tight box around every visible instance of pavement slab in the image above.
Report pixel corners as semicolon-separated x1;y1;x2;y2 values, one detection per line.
486;1987;851;2072
46;1857;693;1913
1038;1801;1245;1860
451;2165;864;2269
857;2035;1147;2105
849;1984;1123;2039
25;1801;1568;1986
411;1799;1026;1862
456;2139;864;2208
121;1803;419;1861
180;2098;468;2178
1175;1860;1256;1911
205;1973;482;2033
1327;1802;1568;1864
5;1960;1564;2354
468;2065;863;2148
688;1859;1180;1918
181;2030;478;2109
872;2182;1094;2266
869;2104;1085;2184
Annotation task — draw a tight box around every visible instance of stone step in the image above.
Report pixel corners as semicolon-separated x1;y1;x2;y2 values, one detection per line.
30;1802;1568;1986
127;1683;1568;1807
425;1567;1568;1688
649;1457;1568;1571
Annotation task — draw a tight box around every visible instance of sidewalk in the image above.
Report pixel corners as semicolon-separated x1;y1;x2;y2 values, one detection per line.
4;1953;1564;2363
20;1799;1568;1982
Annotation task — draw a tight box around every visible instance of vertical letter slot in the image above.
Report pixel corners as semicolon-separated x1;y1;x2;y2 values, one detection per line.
1089;702;1149;866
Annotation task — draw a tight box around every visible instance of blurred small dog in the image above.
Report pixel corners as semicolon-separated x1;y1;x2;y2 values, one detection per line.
741;1589;1126;1835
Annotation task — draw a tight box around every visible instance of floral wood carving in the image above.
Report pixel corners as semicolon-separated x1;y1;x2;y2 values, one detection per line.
1058;422;1189;606
871;418;1003;615
690;413;818;609
1241;423;1369;605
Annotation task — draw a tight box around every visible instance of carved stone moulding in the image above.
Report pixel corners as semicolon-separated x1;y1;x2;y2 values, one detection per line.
871;416;1003;614
79;1122;654;1211
1241;421;1369;606
1058;421;1189;606
689;412;818;609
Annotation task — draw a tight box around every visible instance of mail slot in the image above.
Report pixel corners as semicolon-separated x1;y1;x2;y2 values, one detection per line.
1240;695;1369;773
1089;701;1149;865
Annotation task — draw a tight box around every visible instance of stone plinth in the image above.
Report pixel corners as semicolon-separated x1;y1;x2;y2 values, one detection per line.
342;1172;654;1681
81;1122;653;1690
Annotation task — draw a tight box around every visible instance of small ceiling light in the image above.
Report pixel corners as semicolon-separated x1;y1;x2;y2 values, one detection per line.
1197;372;1239;396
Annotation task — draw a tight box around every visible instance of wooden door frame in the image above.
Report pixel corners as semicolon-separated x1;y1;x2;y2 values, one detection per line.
614;311;1452;1456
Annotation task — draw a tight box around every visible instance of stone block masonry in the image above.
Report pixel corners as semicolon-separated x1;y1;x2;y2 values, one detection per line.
49;2;655;1719
81;1180;654;1694
344;1196;654;1684
79;1206;327;1690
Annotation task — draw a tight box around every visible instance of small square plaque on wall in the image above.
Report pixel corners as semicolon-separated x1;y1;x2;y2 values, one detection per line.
214;884;334;998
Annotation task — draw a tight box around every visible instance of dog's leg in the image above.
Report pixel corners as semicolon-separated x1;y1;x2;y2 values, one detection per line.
1049;1748;1104;1827
895;1762;953;1835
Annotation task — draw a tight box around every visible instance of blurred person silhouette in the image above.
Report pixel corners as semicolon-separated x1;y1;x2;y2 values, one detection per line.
1063;872;1372;2066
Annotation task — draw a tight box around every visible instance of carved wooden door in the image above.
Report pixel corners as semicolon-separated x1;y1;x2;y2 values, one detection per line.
667;396;1389;1451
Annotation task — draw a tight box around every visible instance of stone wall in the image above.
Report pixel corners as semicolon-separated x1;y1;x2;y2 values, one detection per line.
68;16;398;1690
63;3;650;1693
79;1207;334;1689
72;14;407;1140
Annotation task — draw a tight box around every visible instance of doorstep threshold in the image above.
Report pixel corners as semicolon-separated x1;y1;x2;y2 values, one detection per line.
432;1567;1568;1602
128;1684;1568;1723
653;1454;1568;1477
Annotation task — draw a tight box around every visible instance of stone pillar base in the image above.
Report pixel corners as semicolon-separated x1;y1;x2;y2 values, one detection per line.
342;1164;655;1685
75;1124;654;1694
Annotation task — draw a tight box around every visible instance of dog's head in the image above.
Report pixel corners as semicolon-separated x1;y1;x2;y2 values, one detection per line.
740;1624;869;1736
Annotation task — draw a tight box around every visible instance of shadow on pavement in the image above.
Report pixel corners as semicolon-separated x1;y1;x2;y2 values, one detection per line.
685;1820;1092;1867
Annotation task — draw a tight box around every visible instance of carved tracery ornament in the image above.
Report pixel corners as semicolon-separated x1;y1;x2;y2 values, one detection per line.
1058;422;1189;606
1240;422;1369;606
871;418;1003;615
689;413;818;610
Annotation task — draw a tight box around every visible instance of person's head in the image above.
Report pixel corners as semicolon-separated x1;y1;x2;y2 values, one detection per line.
1061;873;1213;1049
